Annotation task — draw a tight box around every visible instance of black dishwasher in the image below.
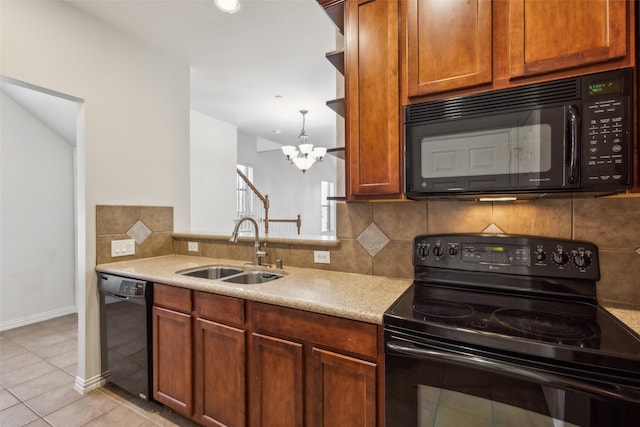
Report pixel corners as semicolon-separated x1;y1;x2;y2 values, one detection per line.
98;273;153;400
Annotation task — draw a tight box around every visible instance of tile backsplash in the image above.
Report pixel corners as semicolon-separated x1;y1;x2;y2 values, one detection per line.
96;205;173;264
174;196;640;309
334;196;640;309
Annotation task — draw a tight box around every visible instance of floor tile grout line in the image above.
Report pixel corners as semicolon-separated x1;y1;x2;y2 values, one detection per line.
91;388;160;425
0;340;70;390
0;385;52;426
2;315;180;427
1;321;79;423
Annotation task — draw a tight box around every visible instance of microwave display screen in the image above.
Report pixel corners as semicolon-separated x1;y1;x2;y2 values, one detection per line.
588;79;622;96
420;109;552;179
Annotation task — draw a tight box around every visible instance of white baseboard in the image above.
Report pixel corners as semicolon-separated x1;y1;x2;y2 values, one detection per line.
0;306;77;331
74;370;110;394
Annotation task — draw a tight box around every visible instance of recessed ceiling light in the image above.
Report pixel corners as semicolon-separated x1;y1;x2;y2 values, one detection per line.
273;129;281;134
215;0;241;14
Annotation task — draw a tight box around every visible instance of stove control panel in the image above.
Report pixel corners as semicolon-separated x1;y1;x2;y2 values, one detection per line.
414;234;599;281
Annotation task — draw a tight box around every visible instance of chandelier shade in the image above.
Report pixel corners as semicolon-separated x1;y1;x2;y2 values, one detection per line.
281;110;327;173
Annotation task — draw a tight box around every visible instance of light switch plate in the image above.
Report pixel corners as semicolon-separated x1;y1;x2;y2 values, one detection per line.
111;239;135;257
313;250;331;264
188;241;199;252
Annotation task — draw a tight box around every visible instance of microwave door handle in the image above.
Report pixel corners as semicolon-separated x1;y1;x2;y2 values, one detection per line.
567;105;580;184
386;340;640;404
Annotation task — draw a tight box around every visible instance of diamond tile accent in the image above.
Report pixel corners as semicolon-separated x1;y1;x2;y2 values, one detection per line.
127;220;152;245
357;223;390;257
636;248;640;256
482;223;504;234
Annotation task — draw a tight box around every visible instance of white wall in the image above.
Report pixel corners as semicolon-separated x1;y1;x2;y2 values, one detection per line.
238;131;259;166
190;111;237;233
0;0;190;390
1;91;76;326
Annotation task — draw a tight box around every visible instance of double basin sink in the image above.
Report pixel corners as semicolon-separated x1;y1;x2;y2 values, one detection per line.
177;265;284;285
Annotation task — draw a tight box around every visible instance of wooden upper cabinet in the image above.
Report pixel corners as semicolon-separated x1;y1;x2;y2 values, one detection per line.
509;0;629;79
406;0;493;97
345;0;401;199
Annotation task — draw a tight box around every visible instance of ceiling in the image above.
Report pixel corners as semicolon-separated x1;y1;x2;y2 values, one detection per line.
64;0;339;150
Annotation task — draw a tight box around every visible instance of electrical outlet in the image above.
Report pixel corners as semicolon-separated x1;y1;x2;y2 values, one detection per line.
188;241;199;252
313;250;331;264
111;239;135;257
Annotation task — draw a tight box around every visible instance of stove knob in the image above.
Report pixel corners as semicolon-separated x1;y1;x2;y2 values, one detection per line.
552;249;568;266
417;243;429;258
535;248;546;262
449;246;458;256
432;243;444;257
573;252;592;269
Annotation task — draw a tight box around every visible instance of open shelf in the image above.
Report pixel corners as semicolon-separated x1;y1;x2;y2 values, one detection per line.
326;98;345;118
327;147;345;160
325;50;345;75
318;0;345;34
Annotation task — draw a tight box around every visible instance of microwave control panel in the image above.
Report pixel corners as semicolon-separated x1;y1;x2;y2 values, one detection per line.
581;69;632;187
414;234;599;281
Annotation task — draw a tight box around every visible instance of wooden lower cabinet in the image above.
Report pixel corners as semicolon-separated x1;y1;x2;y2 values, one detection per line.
153;285;383;427
311;348;377;427
152;305;193;416
195;318;246;427
250;334;304;427
250;301;382;427
153;284;246;427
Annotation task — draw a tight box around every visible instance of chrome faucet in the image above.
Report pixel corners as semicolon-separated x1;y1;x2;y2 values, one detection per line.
229;217;267;266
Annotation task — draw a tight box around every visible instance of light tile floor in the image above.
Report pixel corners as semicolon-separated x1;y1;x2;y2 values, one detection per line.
1;314;198;427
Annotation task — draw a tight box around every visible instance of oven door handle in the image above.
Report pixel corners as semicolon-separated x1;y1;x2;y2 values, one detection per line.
387;340;640;404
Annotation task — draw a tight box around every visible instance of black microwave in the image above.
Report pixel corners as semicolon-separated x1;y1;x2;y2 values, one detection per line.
405;68;634;199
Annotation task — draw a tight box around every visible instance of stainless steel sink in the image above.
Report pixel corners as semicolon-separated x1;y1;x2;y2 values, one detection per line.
178;266;243;279
221;271;284;285
177;266;284;284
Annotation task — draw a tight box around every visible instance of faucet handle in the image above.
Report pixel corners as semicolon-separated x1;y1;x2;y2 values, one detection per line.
257;242;267;258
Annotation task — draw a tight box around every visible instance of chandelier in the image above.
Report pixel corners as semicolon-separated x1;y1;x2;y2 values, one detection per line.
281;110;327;173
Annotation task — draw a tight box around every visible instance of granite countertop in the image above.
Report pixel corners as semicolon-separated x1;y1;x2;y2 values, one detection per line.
603;306;640;336
96;255;412;325
95;255;640;334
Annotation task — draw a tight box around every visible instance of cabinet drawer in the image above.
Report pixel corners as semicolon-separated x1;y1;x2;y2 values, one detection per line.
250;302;378;360
154;283;192;313
194;291;245;328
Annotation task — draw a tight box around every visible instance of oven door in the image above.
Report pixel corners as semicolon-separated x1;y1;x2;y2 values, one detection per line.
406;104;579;195
385;329;640;427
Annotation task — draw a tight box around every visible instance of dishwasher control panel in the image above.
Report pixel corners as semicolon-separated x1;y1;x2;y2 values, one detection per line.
120;281;145;296
98;273;148;297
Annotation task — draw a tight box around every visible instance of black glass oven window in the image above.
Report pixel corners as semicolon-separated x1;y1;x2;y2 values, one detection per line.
386;352;640;427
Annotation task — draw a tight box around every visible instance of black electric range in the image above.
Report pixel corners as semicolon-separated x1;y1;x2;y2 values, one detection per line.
384;235;640;426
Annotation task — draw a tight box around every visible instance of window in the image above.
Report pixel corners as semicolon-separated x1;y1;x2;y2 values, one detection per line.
321;180;335;234
236;164;254;219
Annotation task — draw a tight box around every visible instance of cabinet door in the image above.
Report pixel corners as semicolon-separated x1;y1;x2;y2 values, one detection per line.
195;318;245;427
250;334;304;427
509;0;629;78
310;348;377;427
345;0;401;198
405;0;493;96
153;306;193;416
